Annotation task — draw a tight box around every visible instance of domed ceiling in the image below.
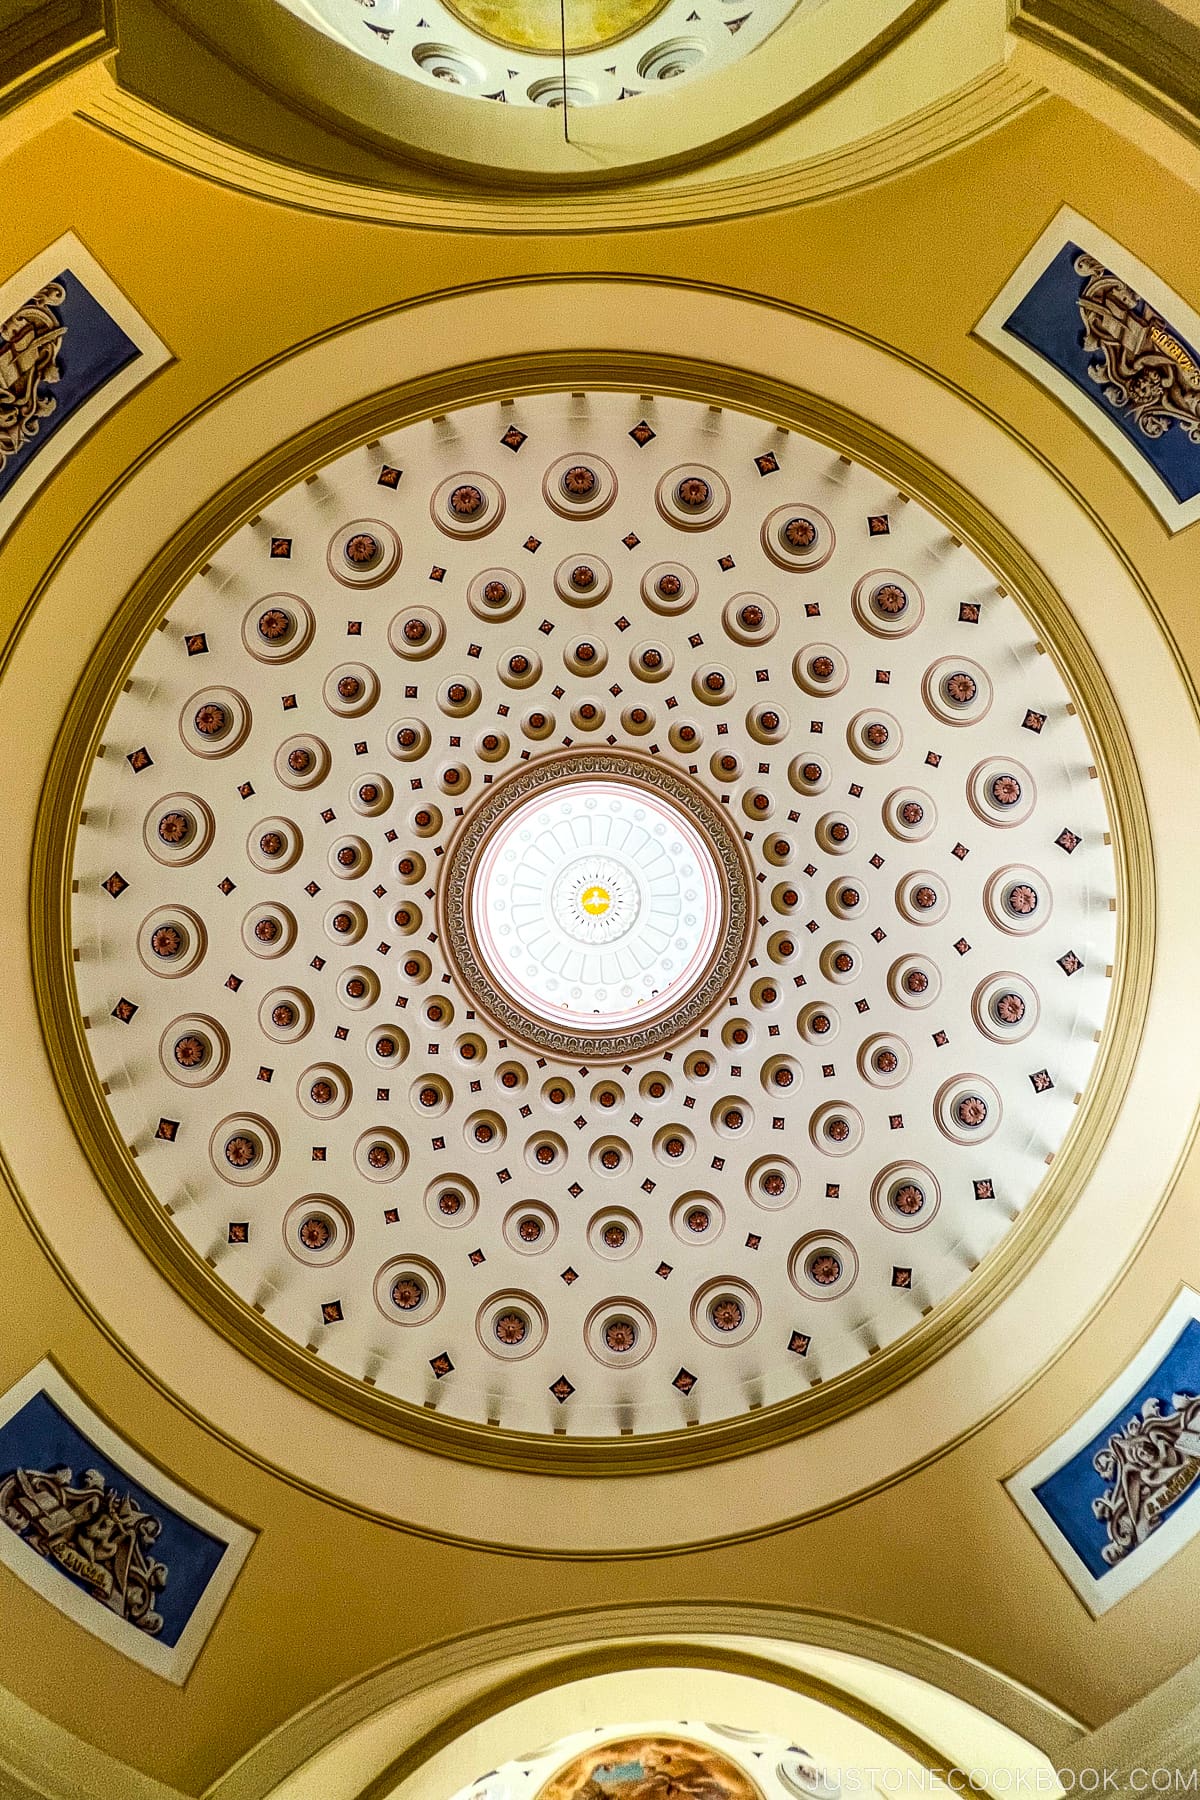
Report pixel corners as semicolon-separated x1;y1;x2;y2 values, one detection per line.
68;390;1116;1442
281;0;813;106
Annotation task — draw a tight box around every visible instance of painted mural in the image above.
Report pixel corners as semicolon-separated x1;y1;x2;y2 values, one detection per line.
0;233;169;538
974;207;1200;531
535;1735;766;1800
0;1363;253;1681
1007;1289;1200;1613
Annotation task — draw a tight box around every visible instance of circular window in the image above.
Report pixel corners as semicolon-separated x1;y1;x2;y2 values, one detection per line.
442;753;751;1059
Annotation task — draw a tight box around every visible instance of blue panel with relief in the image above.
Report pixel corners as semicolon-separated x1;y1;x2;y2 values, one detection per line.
1033;1316;1200;1585
1002;241;1200;505
0;1388;228;1648
0;267;140;504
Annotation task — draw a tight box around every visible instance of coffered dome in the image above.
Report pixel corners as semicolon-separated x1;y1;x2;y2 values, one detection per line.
65;387;1117;1445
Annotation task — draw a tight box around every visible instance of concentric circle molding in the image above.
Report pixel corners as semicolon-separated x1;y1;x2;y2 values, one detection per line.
439;750;752;1061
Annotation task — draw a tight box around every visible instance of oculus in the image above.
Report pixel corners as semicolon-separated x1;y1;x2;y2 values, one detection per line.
441;750;751;1060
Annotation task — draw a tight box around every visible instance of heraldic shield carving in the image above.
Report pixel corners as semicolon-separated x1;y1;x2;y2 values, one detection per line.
0;1460;169;1636
0;1363;252;1678
975;206;1200;528
1008;1291;1200;1614
0;232;169;533
0;282;67;474
1074;254;1200;448
1091;1389;1200;1568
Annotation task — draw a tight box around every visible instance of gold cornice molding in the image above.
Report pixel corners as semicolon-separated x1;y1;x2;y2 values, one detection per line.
0;1633;1083;1800
0;1680;187;1800
1056;1649;1200;1790
72;59;1043;232
206;1601;1085;1800
29;344;1154;1481
0;1607;1085;1800
134;0;952;190
354;1648;955;1800
1010;0;1200;152
0;0;113;119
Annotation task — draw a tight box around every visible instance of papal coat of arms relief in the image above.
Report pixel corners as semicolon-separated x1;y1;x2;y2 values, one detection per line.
0;281;67;473
0;1460;169;1635
1075;254;1200;446
1092;1389;1200;1567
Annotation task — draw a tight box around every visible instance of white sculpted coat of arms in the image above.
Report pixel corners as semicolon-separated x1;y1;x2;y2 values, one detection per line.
1075;254;1200;447
0;1460;168;1635
0;281;67;473
1092;1389;1200;1567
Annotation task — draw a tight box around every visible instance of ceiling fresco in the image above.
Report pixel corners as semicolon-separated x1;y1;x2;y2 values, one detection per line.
533;1733;768;1800
440;0;671;55
453;1722;859;1800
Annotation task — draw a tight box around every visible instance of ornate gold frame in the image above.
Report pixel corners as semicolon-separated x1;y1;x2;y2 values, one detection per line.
30;348;1153;1479
438;747;754;1061
209;1602;1085;1800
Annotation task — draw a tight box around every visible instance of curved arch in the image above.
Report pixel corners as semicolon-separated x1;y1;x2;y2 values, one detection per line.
207;1601;1084;1800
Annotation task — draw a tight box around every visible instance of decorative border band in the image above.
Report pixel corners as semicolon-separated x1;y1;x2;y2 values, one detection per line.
440;749;753;1062
0;1360;253;1681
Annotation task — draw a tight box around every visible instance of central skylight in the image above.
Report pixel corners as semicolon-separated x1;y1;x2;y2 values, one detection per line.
473;774;722;1028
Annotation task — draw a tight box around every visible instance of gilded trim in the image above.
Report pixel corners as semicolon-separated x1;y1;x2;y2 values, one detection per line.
29;347;1155;1479
73;61;1044;232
